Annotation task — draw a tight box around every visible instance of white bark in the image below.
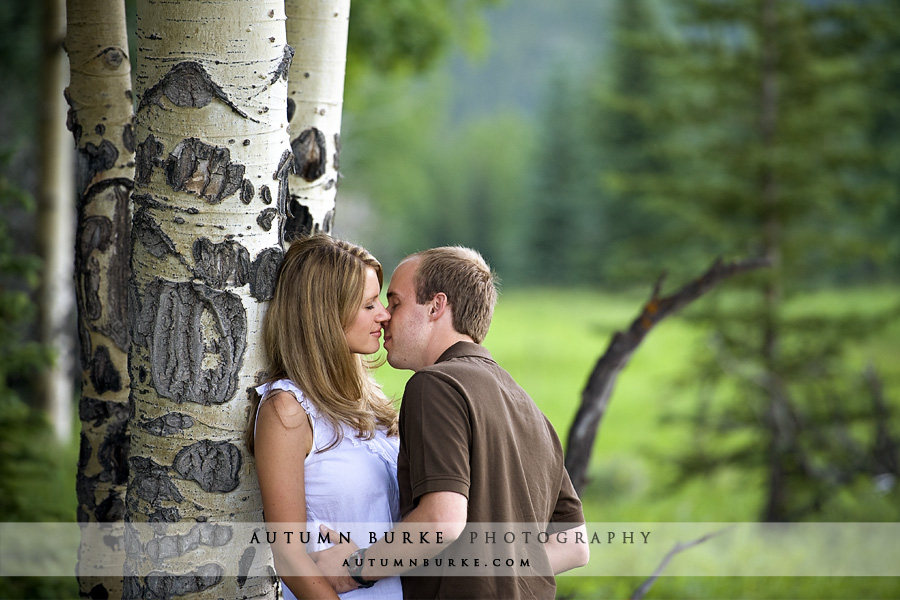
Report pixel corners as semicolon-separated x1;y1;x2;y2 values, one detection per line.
37;0;76;443
284;0;350;238
65;0;135;595
126;1;291;597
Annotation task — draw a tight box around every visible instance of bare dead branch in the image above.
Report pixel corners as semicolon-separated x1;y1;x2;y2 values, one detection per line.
564;256;771;493
629;527;733;600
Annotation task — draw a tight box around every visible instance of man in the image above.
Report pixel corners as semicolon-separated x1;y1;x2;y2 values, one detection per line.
316;246;588;598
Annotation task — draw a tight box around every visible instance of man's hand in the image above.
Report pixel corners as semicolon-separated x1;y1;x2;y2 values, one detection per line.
309;525;359;594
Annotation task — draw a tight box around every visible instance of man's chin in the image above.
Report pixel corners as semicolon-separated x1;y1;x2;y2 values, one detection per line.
384;351;405;370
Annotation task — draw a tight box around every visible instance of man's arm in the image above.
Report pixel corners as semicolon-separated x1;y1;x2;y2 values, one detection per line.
544;523;590;574
312;490;468;593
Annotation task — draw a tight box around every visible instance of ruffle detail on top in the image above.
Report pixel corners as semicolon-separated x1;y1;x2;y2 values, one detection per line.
256;379;314;414
347;433;400;519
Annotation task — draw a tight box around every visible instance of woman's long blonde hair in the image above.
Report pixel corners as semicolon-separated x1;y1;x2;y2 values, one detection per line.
247;233;397;453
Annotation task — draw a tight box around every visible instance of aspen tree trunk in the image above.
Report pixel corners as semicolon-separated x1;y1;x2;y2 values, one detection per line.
65;0;135;594
283;0;350;238
37;0;76;443
124;1;291;597
758;0;791;523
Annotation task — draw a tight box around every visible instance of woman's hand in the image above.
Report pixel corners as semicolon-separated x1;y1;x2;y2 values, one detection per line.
309;525;360;594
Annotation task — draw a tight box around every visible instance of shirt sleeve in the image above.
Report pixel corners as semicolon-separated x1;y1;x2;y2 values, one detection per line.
400;371;472;504
548;466;585;532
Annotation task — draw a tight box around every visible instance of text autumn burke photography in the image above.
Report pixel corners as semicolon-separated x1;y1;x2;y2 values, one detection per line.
248;528;652;547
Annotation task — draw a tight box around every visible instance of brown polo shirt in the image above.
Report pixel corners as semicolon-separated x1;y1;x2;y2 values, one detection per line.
397;342;584;599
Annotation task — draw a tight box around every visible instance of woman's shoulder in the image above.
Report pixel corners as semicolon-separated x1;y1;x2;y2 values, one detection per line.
257;379;314;413
256;379;320;430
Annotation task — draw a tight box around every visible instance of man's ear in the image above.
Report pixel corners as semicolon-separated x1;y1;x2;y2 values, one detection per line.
429;293;449;320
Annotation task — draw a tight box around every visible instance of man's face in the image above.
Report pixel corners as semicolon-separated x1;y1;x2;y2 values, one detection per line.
384;259;431;371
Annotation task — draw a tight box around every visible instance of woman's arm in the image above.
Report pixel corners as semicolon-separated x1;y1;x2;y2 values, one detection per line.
255;391;339;599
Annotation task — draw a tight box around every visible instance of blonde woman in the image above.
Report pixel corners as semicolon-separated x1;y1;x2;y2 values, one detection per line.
248;234;401;599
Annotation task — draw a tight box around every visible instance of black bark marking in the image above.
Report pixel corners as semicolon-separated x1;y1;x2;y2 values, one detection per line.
79;217;110;320
87;583;108;599
78;320;92;368
78;432;92;473
237;546;255;587
322;208;334;234
140;413;195;437
135;134;164;187
99;414;130;487
333;132;341;173
259;185;272;205
98;46;125;68
76;432;98;523
148;507;181;523
144;564;223;599
257;208;278;232
90;345;122;394
165;138;245;204
95;490;126;521
134;279;246;406
77;396;132;514
79;394;131;427
286;98;295;123
139;61;247;118
76;140;119;196
123;123;135;153
95;124;106;135
64;88;82;144
129;456;184;505
192;238;250;288
274;149;293;213
133;207;177;258
173;440;242;493
249;247;284;301
240;179;254;204
76;179;132;350
291;127;326;182
284;200;313;242
145;523;232;561
269;44;294;86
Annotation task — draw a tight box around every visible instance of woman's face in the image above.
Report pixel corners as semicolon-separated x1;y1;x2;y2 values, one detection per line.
344;267;390;355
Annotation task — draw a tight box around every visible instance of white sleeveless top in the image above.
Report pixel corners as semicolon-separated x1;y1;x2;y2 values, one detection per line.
256;379;403;599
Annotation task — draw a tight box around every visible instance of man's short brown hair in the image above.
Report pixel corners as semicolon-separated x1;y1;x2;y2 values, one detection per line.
406;246;499;344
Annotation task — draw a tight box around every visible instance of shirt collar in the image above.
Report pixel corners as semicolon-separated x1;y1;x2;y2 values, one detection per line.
434;341;493;364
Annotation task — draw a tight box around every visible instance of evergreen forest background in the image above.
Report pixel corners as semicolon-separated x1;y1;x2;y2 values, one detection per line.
2;0;900;598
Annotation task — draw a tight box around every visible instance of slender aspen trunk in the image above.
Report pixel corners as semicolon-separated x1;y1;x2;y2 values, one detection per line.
37;0;76;443
283;0;350;238
124;1;290;597
65;0;135;594
758;0;791;522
